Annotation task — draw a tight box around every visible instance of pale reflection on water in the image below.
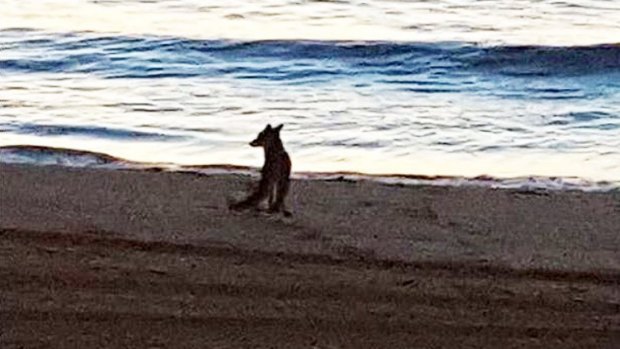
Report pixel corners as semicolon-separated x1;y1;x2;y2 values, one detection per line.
1;74;618;181
3;0;620;44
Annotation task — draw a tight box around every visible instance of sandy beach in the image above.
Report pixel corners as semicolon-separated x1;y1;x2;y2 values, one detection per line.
1;163;619;348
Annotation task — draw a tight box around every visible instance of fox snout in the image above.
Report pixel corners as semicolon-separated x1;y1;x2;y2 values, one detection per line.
250;139;261;147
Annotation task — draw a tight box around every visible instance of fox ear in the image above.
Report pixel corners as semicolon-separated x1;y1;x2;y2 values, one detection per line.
274;124;284;132
265;124;272;130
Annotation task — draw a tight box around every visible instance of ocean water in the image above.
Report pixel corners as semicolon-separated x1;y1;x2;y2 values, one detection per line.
1;0;620;188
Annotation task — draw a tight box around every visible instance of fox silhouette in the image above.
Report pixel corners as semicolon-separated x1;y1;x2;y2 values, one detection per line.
230;124;292;216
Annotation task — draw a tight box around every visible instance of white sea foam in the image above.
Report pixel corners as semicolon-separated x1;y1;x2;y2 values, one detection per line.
4;146;615;192
0;145;127;169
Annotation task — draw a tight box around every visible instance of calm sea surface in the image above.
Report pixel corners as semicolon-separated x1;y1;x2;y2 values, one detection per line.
1;0;619;184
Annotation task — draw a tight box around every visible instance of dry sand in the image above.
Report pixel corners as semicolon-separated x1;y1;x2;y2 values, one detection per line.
1;163;619;348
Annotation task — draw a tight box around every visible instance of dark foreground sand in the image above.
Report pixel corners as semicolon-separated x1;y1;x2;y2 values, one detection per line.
1;164;619;348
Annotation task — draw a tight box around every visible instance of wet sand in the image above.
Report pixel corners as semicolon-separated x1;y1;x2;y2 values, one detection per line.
1;164;619;348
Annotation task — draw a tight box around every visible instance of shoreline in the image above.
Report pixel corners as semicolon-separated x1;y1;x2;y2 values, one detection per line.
1;163;619;348
1;144;619;192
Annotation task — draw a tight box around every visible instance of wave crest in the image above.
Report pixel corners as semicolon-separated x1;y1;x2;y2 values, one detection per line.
2;31;619;83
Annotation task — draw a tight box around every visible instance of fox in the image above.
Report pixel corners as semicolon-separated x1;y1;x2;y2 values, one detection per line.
229;124;292;216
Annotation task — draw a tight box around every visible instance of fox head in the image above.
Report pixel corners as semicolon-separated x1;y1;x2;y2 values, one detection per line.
250;124;283;147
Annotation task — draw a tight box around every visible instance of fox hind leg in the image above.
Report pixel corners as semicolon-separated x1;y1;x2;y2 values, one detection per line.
230;177;270;210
